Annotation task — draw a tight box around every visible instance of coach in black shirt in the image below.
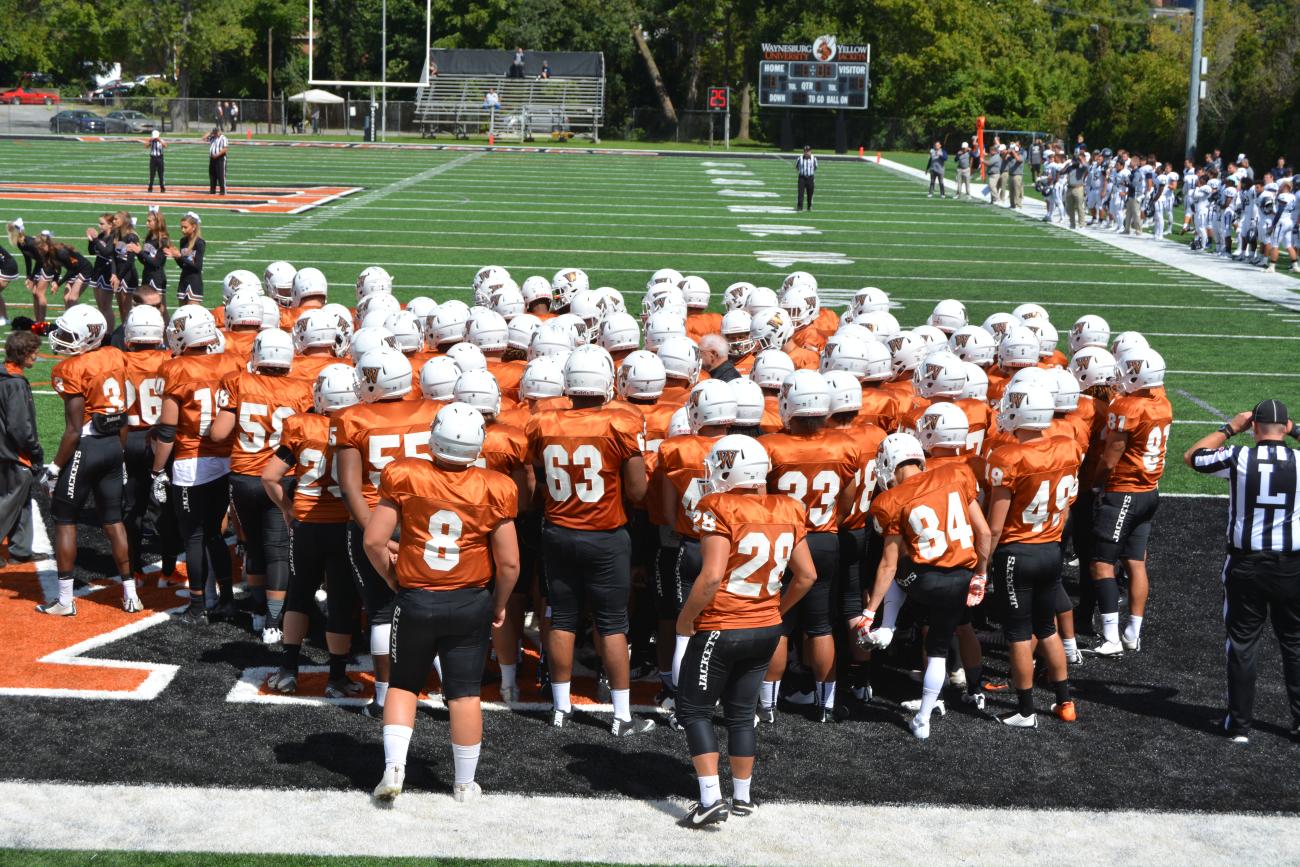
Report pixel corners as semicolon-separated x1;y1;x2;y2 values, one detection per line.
1186;399;1300;743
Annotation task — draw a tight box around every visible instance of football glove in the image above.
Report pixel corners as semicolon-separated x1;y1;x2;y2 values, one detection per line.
40;464;60;497
967;574;988;607
151;470;170;505
849;610;875;647
867;626;894;650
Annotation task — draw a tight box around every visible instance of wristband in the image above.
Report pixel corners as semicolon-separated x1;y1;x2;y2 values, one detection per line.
1219;423;1236;438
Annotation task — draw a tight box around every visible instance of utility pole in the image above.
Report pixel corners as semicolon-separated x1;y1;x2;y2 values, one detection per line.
267;28;273;135
381;0;388;141
1184;0;1205;162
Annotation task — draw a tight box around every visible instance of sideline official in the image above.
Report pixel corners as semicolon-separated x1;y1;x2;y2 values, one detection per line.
146;130;166;193
1186;399;1300;743
796;146;817;211
207;127;228;195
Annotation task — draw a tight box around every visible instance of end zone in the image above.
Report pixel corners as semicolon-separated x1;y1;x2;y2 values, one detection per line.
0;182;362;214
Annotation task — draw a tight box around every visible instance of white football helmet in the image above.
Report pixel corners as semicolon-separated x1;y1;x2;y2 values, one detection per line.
821;333;872;380
1007;366;1053;393
562;344;615;398
687;379;738;432
507;313;542;352
431;402;486;466
616;349;666;400
876;432;926;489
723;281;755;312
453;369;502;417
887;331;926;375
642;285;686;322
445;342;487;372
528;320;576;360
705;434;770;492
728;377;765;427
319;303;354;357
750;307;793;353
646;267;684;293
851;286;890;317
982;312;1022;341
520;275;552;307
778;369;831;425
720;309;754;357
250;328;294;373
356;291;401;326
997;383;1054;432
292;309;339;354
855;310;901;340
657;335;702;383
751;349;795;389
916;403;969;452
668;407;692;439
911;325;949;354
960;362;989;401
222;269;262;304
1070;346;1118;390
519;356;565;400
779;284;817;329
1024;319;1060;359
997;325;1041;370
596;286;626;315
466;308;509;352
355;266;393;302
349;326;397;362
598;311;641;354
406;296;438;322
551;267;589;310
1110;330;1149;363
291;267;328;307
225;288;265;329
1049;367;1080;412
948;325;997;367
50;305;109;355
678;275;710;309
824;369;863;415
429;301;471;347
263;260;297;307
928;299;968;335
165;306;217;354
355;346;411;401
258;296;281;331
782;270;817;294
1118;347;1165;394
569;288;609;332
643;311;687;353
313;363;359;414
1012;302;1049;322
489;282;525;321
744;286;779;316
914;351;967;398
1069;314;1110;354
124;305;165;346
553;312;592;347
419;356;461;401
473;265;511;297
383;311;424;354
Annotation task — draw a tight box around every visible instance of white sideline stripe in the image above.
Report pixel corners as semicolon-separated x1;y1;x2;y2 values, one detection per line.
1176;389;1228;420
0;781;1293;865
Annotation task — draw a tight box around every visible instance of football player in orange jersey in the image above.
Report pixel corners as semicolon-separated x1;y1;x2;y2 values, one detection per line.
262;260;298;329
292;307;351;383
366;403;520;804
760;370;859;723
720;309;755;376
750;350;792;435
882;331;927;411
151;306;242;623
616;350;667;435
119;305;172;582
453;370;534;702
781;283;825;354
209;329;313;643
1088;346;1172;656
285;267;328;327
596;311;639;369
681;276;721;342
675;435;816;827
984;382;1083;726
213;269;262;330
262;363;365;698
1066;346;1118;643
752;306;818;370
42;306;135;616
987;324;1040;404
865;432;991;740
824;333;901;433
497;355;563;429
221;288;265;364
520;275;554;319
333;345;444;718
525;344;653;735
656;335;703;406
726;377;765;438
382;309;426;387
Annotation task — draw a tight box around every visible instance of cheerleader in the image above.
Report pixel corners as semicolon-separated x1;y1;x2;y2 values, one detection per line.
9;219;50;323
86;213;115;313
48;242;93;304
128;206;169;314
0;240;18;327
110;210;139;325
167;212;205;304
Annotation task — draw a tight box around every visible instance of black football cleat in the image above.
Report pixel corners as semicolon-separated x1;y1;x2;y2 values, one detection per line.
678;800;728;829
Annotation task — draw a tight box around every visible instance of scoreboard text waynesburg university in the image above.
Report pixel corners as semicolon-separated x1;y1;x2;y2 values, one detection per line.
758;37;870;109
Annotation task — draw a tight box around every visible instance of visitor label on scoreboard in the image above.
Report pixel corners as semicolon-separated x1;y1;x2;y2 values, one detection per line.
758;37;870;109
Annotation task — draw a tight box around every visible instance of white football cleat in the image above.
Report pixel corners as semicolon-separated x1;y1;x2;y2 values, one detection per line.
36;600;76;616
961;691;986;711
123;594;144;614
453;781;482;803
1087;640;1125;658
948;668;967;689
261;626;282;645
900;698;946;717
1121;634;1141;652
372;765;404;802
908;714;930;740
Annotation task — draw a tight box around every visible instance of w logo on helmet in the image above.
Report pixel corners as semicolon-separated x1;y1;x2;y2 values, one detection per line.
714;449;739;470
919;413;941;432
1008;390;1028;408
953;332;971;349
86;323;103;340
1076;354;1093;370
1125;358;1145;377
360;366;380;385
924;362;944;382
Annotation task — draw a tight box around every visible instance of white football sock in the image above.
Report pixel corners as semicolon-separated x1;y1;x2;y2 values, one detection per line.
1062;636;1078;656
697;774;721;808
919;656;946;720
1124;615;1144;641
452;742;480;786
374;681;388;707
759;680;779;710
612;688;631;722
732;775;751;803
552;681;572;713
500;663;517;691
58;577;74;607
1101;612;1120;643
382;724;412;769
121;577;137;598
816;680;836;710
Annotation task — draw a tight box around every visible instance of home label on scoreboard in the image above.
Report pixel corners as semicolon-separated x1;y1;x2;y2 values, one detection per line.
758;36;870;109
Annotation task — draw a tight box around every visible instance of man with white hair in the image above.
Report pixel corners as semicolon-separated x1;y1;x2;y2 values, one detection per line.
698;333;739;382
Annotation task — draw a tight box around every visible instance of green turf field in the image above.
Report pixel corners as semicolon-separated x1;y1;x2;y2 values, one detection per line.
1;137;1295;494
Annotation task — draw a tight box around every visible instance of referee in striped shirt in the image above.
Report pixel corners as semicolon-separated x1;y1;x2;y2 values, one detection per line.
146;130;166;193
207;127;228;195
796;145;817;211
1186;399;1300;743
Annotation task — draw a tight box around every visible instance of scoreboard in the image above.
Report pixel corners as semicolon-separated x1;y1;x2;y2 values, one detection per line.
758;37;870;109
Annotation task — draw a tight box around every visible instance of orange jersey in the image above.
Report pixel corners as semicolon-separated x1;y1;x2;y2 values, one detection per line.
642;401;678;453
794;324;826;354
759;395;783;434
488;358;526;403
496;403;533;430
870;463;981;570
787;345;820;371
986;368;1015;404
658;434;720;537
685;311;722;342
279;412;349;523
896;396;935;437
733;353;756;376
763;428;859;532
479;420;528;477
51;346;127;433
330;399;443;509
160;353;242;461
213;305;226;329
525;406;645;530
379;458;517;591
882;377;915;404
122;348;168;430
1102;391;1173;492
278;306;297;330
219;371;314;475
1047;415;1088;451
840;422;887;531
985;435;1083;545
813;307;839;340
292;353;346;385
222;329;258;364
692;492;808;631
659;382;693;407
858;386;902;432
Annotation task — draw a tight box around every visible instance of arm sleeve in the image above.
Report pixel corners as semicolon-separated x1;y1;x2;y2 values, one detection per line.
190;238;205;273
1190;445;1236;478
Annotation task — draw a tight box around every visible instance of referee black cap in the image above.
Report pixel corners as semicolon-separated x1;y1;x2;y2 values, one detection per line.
1252;399;1289;424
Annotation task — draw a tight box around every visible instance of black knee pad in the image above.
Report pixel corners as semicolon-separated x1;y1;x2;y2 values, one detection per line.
684;719;719;758
726;721;757;759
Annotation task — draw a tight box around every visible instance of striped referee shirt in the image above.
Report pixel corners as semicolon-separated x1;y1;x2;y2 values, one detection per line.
209;134;227;159
149;139;163;157
796;155;817;177
1192;441;1300;553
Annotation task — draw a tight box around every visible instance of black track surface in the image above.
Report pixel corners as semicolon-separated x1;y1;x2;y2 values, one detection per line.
6;497;1299;813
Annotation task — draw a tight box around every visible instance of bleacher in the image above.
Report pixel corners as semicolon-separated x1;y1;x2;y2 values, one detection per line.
414;75;605;141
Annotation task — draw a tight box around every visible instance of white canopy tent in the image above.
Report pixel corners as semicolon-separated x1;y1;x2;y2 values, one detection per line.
287;88;344;104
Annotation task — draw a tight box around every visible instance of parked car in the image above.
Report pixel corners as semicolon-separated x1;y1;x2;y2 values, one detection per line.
90;81;135;103
1;86;59;106
105;110;157;133
49;109;106;133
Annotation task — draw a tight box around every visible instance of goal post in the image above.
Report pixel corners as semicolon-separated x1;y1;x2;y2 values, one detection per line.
306;0;433;90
